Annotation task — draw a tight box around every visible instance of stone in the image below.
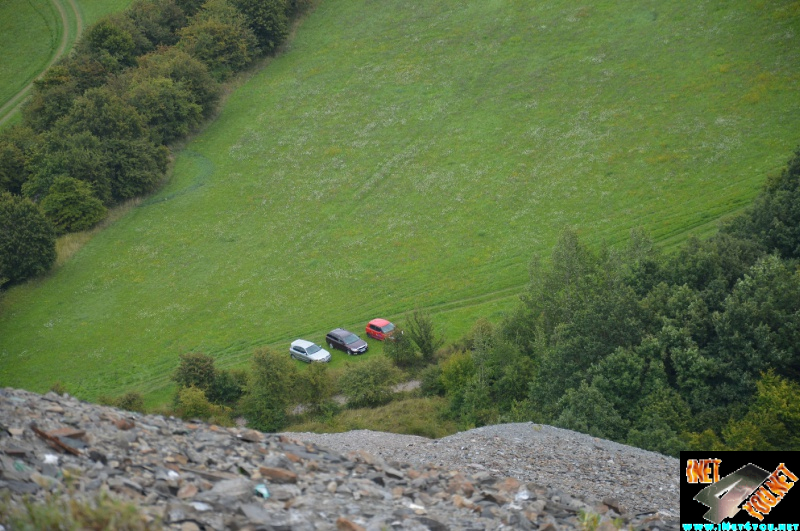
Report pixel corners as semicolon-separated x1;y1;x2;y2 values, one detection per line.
114;418;135;430
177;483;198;499
602;497;627;514
0;388;679;531
47;427;86;439
238;429;263;443
414;516;448;531
336;516;366;531
196;477;254;504
452;494;475;510
239;503;271;524
2;442;29;457
258;466;298;484
496;477;521;494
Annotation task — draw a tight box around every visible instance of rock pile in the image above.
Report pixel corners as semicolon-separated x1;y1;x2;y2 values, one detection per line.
0;388;678;530
286;425;680;517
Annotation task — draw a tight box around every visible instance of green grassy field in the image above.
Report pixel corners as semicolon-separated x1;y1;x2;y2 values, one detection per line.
0;0;63;106
0;0;132;126
1;0;799;407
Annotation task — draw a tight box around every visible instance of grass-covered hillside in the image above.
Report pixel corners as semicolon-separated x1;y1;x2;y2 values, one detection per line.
0;0;133;126
1;0;798;405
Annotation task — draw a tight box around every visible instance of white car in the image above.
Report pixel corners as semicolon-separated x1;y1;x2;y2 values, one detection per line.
289;339;331;363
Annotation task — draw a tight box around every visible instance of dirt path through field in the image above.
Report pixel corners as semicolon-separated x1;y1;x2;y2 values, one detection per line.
0;0;83;126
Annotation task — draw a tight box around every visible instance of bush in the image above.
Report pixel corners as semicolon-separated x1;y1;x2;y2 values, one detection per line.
172;352;217;392
296;362;334;414
98;391;146;413
419;363;445;397
239;347;297;431
127;0;187;50
0;192;56;286
25;131;111;204
41;176;107;234
384;329;418;368
175;385;233;424
116;392;146;413
0;125;38;195
338;356;401;408
134;47;220;119
177;385;214;419
178;0;259;81
50;381;68;395
124;76;204;145
79;18;138;71
207;367;247;406
439;351;475;396
406;309;444;363
232;0;289;53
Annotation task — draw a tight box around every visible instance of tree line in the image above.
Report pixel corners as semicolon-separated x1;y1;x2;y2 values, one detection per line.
0;0;311;287
421;149;800;455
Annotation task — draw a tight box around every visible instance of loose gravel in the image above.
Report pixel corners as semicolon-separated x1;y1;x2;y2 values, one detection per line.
285;424;680;517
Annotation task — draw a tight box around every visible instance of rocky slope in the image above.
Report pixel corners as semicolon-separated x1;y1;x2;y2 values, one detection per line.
0;388;678;530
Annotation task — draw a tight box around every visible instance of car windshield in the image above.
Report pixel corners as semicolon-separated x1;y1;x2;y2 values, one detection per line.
381;323;395;333
344;333;360;344
306;344;321;355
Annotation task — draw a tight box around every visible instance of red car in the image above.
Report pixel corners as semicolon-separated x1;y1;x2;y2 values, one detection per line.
366;318;396;341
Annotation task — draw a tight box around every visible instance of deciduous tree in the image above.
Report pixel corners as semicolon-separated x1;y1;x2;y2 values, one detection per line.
0;193;56;286
40;176;107;233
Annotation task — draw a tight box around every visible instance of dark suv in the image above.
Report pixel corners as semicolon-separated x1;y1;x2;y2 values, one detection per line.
326;328;368;355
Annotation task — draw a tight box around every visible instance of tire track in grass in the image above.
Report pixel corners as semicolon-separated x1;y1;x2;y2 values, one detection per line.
0;0;82;126
132;285;526;398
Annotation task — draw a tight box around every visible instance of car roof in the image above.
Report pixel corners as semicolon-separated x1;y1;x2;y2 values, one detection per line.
329;328;353;338
291;339;315;348
369;318;391;327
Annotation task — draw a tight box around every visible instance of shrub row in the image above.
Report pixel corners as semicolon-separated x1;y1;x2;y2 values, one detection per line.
0;0;310;287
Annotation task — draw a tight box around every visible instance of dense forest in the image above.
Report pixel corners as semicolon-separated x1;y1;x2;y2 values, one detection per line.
1;0;310;286
439;150;800;455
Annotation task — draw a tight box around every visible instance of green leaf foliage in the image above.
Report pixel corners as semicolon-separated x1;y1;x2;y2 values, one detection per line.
0;193;56;286
59;87;146;141
725;148;800;260
383;329;418;368
41;176;107;234
239;347;297;431
124;75;204;145
232;0;289;53
172;352;218;392
128;0;188;50
0;125;39;195
105;138;169;201
406;309;444;363
464;151;800;455
178;0;259;81
296;362;334;413
79;18;139;71
131;47;221;119
338;356;400;408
